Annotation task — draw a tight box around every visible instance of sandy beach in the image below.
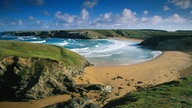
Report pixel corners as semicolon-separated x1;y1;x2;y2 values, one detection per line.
74;51;192;103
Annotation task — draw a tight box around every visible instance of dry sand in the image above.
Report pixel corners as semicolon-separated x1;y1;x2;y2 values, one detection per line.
74;51;192;102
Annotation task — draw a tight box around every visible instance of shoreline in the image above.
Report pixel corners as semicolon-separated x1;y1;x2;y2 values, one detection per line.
74;51;192;104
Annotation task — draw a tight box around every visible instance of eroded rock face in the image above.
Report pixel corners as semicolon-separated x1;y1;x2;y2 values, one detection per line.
0;56;90;101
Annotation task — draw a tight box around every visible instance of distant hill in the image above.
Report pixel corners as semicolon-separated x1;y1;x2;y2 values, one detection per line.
2;29;192;39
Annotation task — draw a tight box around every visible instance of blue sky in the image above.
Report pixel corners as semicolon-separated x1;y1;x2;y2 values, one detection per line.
0;0;192;31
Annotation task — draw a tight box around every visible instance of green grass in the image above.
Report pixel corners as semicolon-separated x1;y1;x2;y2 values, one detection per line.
104;77;192;108
0;40;85;67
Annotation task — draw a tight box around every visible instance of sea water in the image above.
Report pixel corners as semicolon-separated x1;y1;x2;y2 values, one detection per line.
0;35;162;66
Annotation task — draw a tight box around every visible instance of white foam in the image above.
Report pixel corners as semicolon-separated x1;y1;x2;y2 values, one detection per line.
70;39;139;58
29;40;46;43
71;47;89;52
18;37;25;40
152;51;163;58
91;40;127;53
17;36;40;41
54;41;68;46
86;53;112;57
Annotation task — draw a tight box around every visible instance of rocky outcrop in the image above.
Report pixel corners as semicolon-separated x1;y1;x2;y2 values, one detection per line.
0;40;92;101
139;36;192;51
0;56;90;101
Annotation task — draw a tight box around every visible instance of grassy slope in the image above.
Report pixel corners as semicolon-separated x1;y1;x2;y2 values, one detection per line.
0;40;85;67
104;77;192;108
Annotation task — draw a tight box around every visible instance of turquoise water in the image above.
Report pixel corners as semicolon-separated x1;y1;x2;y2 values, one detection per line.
0;35;162;66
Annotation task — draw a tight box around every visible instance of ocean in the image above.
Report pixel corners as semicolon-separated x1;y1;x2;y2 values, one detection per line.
0;35;162;66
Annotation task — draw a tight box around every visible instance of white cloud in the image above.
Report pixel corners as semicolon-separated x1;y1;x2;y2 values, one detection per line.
81;8;89;20
92;8;189;29
92;12;112;25
83;0;98;9
141;13;186;25
190;11;192;15
163;5;170;11
143;10;149;15
53;9;91;29
141;17;148;23
169;0;192;9
118;8;137;23
92;8;138;28
151;16;163;24
103;12;112;20
167;13;186;23
1;8;191;31
55;11;75;23
141;15;162;24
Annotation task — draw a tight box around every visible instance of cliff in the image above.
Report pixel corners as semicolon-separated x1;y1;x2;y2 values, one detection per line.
0;40;91;101
139;36;192;51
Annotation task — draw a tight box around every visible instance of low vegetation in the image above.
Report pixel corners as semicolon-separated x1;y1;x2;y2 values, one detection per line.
103;77;192;108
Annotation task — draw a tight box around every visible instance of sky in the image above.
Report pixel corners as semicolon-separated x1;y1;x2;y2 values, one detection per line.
0;0;192;31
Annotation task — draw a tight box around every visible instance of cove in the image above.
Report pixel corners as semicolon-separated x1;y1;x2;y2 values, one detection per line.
0;35;162;66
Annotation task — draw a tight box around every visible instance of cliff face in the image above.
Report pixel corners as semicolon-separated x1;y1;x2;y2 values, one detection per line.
0;57;90;101
0;41;90;101
139;36;192;51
